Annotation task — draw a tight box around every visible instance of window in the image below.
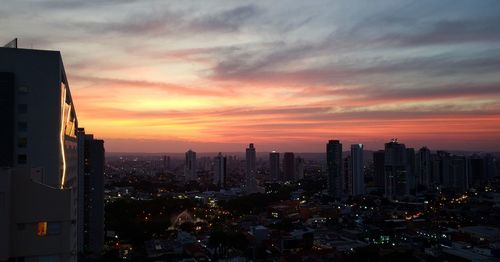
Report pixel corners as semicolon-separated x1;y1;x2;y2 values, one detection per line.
37;255;60;262
47;222;61;235
37;221;47;236
18;104;27;114
0;192;4;208
18;122;27;132
17;223;26;230
18;154;27;164
18;85;29;94
18;137;27;148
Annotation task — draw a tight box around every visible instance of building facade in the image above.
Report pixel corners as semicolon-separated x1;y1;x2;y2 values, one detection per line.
77;129;105;258
351;144;364;196
269;151;280;181
245;143;257;193
283;152;295;182
326;140;343;198
0;46;79;261
214;152;227;188
184;150;197;182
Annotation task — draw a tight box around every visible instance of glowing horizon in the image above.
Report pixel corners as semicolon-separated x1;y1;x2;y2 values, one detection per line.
2;1;500;152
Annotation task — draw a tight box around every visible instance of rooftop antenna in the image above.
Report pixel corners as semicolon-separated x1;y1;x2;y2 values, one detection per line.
3;38;17;48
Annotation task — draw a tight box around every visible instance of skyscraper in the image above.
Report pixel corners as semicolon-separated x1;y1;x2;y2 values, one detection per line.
245;143;257;193
384;139;408;199
450;155;468;192
406;148;416;195
0;45;79;261
295;156;305;180
269;151;280;181
283;152;295;181
416;147;432;190
77;129;105;258
214;152;227;188
351;144;364;196
184;149;197;181
373;150;385;188
326;140;342;198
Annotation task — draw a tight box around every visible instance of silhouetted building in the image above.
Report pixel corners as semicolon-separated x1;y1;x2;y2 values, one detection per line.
283;152;295;181
295;156;304;180
351;144;364;196
343;155;351;196
406;148;416;195
269;151;280;181
214;152;226;188
451;155;468;192
0;45;79;261
162;155;170;172
416;147;432;191
437;151;452;187
373;150;385;188
384;139;408;199
184;149;196;181
245;143;257;193
327;140;342;198
77;129;105;258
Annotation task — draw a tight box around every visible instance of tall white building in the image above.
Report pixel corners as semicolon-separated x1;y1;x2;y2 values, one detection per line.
245;143;257;193
0;44;79;261
351;144;364;196
214;152;226;188
184;149;197;181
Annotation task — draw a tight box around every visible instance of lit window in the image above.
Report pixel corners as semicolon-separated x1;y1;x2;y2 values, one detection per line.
37;221;47;236
18;137;27;148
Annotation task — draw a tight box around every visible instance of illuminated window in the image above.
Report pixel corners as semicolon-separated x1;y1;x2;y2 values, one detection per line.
18;137;27;148
37;221;47;236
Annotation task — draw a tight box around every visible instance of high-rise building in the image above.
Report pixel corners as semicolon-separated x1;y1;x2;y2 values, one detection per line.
450;155;468;192
269;151;280;181
326;140;342;198
343;155;351;196
384;139;408;199
184;149;197;181
0;45;79;261
437;151;451;187
351;144;364;196
416;147;432;190
295;156;305;180
77;129;105;258
162;155;170;172
283;152;295;181
214;152;226;188
406;148;416;195
245;143;257;193
373;150;385;188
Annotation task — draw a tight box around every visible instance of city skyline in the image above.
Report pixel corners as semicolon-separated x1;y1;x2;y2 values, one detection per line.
2;0;500;152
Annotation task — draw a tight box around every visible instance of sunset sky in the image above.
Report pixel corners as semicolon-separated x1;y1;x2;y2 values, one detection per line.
2;0;500;152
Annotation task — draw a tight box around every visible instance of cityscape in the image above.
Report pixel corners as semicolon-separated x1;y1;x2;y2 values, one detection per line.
1;1;500;262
